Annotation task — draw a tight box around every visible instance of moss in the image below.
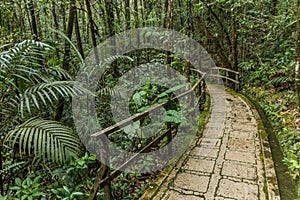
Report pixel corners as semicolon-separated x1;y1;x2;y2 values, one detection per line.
197;93;211;136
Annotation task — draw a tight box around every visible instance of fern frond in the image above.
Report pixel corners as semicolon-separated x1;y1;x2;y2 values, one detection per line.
4;118;83;163
1;161;27;174
14;81;91;116
0;40;52;68
268;76;293;86
104;55;133;64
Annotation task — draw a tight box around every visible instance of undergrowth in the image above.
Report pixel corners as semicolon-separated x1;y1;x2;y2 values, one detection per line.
243;85;300;196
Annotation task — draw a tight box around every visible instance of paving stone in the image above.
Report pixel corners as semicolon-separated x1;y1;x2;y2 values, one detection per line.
202;130;223;139
230;130;254;140
161;191;204;200
210;112;227;119
210;120;227;126
191;146;219;158
183;157;215;173
234;117;255;123
142;85;279;200
213;109;227;113
208;122;226;128
232;123;257;132
200;138;221;147
227;138;255;151
205;126;224;131
174;173;210;192
221;161;257;180
217;179;258;199
225;150;256;164
214;197;236;200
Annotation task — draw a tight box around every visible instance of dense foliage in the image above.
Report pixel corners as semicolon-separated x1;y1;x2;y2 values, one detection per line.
0;0;299;199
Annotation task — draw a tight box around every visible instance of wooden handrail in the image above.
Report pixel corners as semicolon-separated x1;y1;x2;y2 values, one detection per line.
207;67;239;90
96;127;172;189
89;70;207;200
210;67;239;75
89;66;239;199
208;74;239;84
91;73;207;138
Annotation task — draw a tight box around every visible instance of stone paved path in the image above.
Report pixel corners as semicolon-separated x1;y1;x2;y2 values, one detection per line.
143;85;280;200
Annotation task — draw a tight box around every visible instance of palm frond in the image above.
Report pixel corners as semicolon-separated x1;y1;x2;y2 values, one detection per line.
41;66;73;81
268;76;293;86
96;87;120;97
50;28;84;66
4;118;83;163
13;81;92;116
104;55;134;64
0;40;52;68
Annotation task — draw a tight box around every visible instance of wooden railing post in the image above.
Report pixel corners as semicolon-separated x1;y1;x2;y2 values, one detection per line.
235;73;239;91
89;164;108;200
89;70;208;199
225;71;229;86
89;135;113;200
167;123;172;157
103;137;113;200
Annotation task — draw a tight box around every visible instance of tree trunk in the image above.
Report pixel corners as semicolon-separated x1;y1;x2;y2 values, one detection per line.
105;0;115;37
74;10;84;59
177;0;184;27
133;0;140;65
28;0;39;40
51;1;59;33
55;0;75;121
165;0;173;77
140;0;145;26
62;0;75;72
51;1;60;58
85;0;99;64
105;0;118;77
167;0;172;30
231;12;238;72
186;0;192;82
23;0;32;37
62;6;67;32
33;0;42;38
115;2;121;28
195;15;232;69
133;0;139;29
163;0;169;28
125;0;130;30
206;4;232;49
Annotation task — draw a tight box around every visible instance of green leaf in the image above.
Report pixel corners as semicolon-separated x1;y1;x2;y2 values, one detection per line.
4;118;82;163
50;28;84;67
63;186;70;193
89;154;96;161
71;192;84;196
163;110;182;123
15;178;21;186
10;186;20;190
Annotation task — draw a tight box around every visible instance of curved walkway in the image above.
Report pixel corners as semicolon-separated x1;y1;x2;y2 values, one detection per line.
142;85;280;200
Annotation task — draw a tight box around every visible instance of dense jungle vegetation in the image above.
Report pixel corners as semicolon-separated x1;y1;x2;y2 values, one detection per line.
0;0;300;199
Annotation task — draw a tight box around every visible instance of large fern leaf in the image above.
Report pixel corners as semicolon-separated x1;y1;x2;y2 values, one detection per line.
0;40;52;66
2;81;91;117
4;118;83;163
267;76;293;87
